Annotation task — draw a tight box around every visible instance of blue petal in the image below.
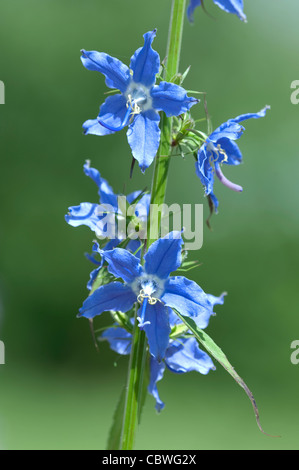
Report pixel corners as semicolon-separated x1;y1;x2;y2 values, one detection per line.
87;265;101;291
187;0;246;23
83;118;113;136
142;301;171;362
130;30;160;88
83;161;102;187
161;276;213;328
195;144;219;209
85;251;101;266
98;181;118;209
98;94;128;133
227;105;270;125
65;203;99;230
206;292;226;310
211;106;270;142
187;0;201;22
102;326;132;355
81;50;131;92
87;239;123;290
78;282;136;319
148;356;166;412
144;232;183;280
213;0;247;22
126;239;143;259
151;82;198;117
216;138;243;166
126;190;143;204
83;161;118;208
127;192;151;220
195;149;219;211
127;110;160;172
101;248;143;283
195;146;215;196
210;121;245;142
165;337;215;374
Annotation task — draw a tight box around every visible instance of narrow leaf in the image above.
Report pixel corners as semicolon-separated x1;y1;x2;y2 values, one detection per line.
173;309;278;437
106;386;126;450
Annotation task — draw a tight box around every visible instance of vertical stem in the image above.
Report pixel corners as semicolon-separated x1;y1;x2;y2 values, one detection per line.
120;310;147;450
120;0;186;450
148;0;186;246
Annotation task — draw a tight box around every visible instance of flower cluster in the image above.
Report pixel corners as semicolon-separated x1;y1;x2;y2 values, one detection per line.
67;9;269;422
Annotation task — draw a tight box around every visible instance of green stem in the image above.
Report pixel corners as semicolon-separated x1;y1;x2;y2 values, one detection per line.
120;0;186;450
148;0;186;246
120;309;147;450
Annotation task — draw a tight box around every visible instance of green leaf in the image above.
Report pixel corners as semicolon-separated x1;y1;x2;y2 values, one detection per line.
172;309;277;437
177;260;202;273
106;386;126;450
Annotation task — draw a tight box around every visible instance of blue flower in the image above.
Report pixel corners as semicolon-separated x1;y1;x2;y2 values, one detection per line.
65;161;150;289
81;30;198;172
187;0;247;22
65;160;150;239
79;232;221;362
195;106;270;212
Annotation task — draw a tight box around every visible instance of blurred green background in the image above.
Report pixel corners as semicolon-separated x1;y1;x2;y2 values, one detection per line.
0;0;298;450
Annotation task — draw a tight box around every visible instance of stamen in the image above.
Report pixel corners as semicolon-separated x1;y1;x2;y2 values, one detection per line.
217;144;228;163
127;94;142;116
214;163;243;193
137;289;162;306
207;142;228;167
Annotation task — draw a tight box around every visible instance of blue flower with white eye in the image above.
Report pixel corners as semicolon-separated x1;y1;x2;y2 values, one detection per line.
81;29;198;172
196;106;270;212
187;0;247;22
79;231;223;362
101;293;225;411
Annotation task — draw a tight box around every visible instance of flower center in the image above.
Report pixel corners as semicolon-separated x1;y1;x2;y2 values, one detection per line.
125;82;153;114
206;141;228;166
131;274;165;303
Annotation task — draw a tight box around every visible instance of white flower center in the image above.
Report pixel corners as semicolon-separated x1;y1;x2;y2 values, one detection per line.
131;274;165;301
125;81;153;113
